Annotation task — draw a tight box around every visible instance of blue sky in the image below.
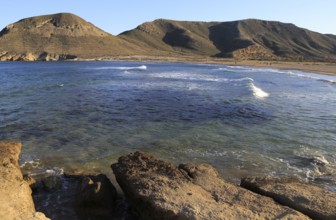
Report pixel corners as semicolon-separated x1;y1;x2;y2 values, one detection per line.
1;1;335;35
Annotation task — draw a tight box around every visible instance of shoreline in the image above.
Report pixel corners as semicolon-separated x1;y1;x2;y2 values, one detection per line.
2;55;336;76
2;142;334;220
75;56;336;76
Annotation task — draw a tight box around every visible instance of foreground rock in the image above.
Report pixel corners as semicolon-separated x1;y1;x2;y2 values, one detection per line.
0;51;77;61
0;141;49;220
112;151;309;220
74;173;118;217
241;177;336;220
41;175;63;191
31;170;121;220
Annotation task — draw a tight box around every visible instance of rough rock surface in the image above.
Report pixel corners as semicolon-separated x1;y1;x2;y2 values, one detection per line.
0;141;49;220
75;174;117;216
41;175;63;191
32;170;122;220
112;151;309;220
241;176;336;220
0;51;77;61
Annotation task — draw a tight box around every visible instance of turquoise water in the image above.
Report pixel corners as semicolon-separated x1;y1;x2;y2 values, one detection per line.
1;61;335;190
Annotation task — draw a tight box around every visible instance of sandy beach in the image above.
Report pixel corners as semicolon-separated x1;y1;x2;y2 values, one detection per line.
226;60;336;76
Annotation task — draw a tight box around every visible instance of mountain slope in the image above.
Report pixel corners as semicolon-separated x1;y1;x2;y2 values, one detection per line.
119;19;220;56
236;19;336;60
120;19;336;61
0;13;146;60
0;13;335;61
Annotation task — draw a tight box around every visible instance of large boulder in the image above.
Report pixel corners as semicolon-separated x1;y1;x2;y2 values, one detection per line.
241;176;336;220
0;141;49;220
32;170;119;219
41;175;63;191
75;174;117;215
111;151;309;220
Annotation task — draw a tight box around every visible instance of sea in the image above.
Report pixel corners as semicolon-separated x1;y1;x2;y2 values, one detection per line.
1;61;336;192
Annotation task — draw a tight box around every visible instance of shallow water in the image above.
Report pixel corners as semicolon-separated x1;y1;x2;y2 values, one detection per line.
1;61;335;190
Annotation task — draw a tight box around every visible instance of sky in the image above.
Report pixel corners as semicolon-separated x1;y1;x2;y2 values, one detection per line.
1;1;335;35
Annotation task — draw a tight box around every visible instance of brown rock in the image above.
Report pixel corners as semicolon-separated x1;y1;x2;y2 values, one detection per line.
75;174;117;217
112;151;309;220
23;174;41;191
33;171;131;219
42;175;62;191
241;176;336;220
0;141;49;220
23;52;37;61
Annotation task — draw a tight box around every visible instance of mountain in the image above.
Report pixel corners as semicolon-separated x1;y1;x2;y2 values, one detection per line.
120;19;336;61
0;13;147;61
0;13;336;61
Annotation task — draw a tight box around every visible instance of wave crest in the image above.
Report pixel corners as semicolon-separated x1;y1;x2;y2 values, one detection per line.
93;65;147;70
249;83;269;98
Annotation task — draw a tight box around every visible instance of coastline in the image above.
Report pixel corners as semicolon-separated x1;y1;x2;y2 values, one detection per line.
2;54;335;76
75;56;336;76
2;142;335;219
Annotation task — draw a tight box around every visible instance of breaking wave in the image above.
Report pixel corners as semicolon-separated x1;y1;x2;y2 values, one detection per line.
92;65;147;70
216;66;336;84
290;147;336;182
20;159;64;177
249;83;269;98
289;72;336;84
149;71;254;83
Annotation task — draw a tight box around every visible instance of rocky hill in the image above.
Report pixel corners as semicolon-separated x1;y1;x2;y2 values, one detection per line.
0;13;147;61
1;13;336;61
120;19;336;61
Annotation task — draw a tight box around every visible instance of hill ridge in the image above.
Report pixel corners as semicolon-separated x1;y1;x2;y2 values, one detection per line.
0;13;150;61
120;18;336;61
0;13;335;61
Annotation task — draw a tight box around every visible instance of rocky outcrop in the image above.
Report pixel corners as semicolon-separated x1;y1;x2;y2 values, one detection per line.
112;151;309;220
41;175;63;191
0;141;49;220
0;51;37;61
241;177;336;220
37;52;77;61
3;145;333;219
0;51;77;61
30;170;119;220
230;45;277;60
74;174;117;216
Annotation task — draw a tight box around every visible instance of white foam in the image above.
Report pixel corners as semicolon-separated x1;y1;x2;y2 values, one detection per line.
150;71;254;83
311;155;330;166
249;83;269;98
151;72;214;81
278;70;336;84
46;168;64;176
20;160;41;168
230;77;254;82
317;78;336;84
93;65;147;70
217;66;280;73
136;65;147;70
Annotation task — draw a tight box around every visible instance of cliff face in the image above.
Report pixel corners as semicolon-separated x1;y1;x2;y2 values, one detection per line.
1;13;336;61
0;142;49;220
